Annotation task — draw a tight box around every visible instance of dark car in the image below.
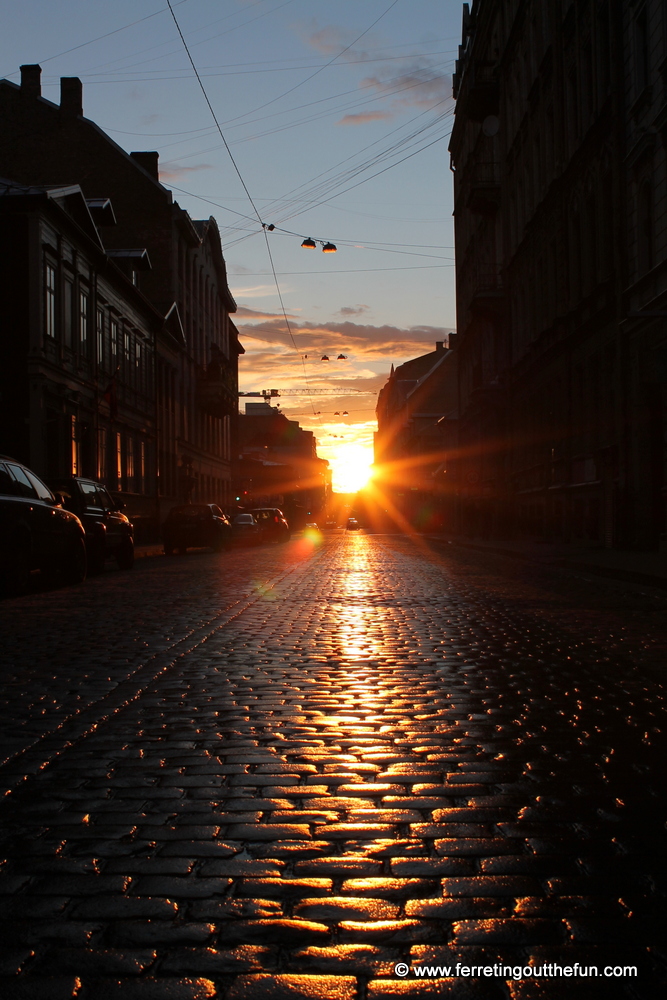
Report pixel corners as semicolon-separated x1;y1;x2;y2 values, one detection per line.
346;517;361;530
163;503;232;555
0;456;87;595
246;507;290;543
231;512;261;545
49;477;134;573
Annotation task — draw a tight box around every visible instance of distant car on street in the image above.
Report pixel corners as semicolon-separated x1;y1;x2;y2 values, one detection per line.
346;517;361;530
163;504;232;555
246;507;290;543
0;456;87;594
231;512;261;545
48;476;134;573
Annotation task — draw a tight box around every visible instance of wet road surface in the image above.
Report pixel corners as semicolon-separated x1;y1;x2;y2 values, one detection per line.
0;531;665;999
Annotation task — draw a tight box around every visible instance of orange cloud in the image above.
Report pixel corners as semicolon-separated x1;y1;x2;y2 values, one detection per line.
338;111;393;126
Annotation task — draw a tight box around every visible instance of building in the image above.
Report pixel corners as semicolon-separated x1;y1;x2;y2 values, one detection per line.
0;179;163;536
237;403;330;523
450;0;667;549
374;341;458;531
0;65;242;521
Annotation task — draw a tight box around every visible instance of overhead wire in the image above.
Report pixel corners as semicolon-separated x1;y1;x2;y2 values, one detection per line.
0;0;192;77
164;0;321;424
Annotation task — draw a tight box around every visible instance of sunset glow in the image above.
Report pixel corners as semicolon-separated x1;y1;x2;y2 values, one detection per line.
325;442;375;494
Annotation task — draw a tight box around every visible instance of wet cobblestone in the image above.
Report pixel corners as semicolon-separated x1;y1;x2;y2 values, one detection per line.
0;533;665;998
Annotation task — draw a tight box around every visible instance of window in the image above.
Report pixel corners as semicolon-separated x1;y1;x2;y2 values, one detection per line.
135;341;141;369
111;318;118;361
80;481;103;508
63;277;74;348
96;308;105;367
96;486;115;510
79;288;89;352
45;262;56;338
6;464;38;499
97;427;107;481
25;470;54;501
139;440;146;494
115;431;122;486
124;330;131;363
126;436;134;484
71;415;79;475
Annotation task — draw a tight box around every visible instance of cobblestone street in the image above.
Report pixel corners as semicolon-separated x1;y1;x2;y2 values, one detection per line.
0;531;665;1000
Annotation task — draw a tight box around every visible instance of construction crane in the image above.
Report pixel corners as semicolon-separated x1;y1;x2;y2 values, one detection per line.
239;388;374;400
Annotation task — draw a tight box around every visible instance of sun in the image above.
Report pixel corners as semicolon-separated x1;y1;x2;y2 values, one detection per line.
329;443;375;493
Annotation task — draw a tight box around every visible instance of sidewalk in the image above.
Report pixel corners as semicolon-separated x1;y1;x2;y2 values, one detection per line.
430;535;667;589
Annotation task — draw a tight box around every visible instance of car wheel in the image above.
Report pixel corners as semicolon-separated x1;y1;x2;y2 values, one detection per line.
116;538;135;570
63;537;87;585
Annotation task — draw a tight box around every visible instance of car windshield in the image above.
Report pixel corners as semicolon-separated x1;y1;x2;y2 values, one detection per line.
234;514;255;524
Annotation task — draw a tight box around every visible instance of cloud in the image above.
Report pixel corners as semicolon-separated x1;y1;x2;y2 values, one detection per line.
235;305;297;321
339;304;369;316
304;23;355;56
230;283;285;299
235;316;452;359
338;111;393;126
361;67;450;108
158;162;213;182
140;113;160;126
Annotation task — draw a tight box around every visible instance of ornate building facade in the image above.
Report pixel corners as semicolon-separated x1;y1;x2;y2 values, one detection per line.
0;66;242;526
450;0;667;549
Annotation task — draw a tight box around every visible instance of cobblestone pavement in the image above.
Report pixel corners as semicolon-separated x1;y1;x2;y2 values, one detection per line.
0;532;665;1000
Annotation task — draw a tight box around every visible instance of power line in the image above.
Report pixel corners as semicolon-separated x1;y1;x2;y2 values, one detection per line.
164;0;320;424
0;0;192;77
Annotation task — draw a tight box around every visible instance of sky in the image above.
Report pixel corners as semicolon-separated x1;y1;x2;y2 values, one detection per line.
1;0;463;491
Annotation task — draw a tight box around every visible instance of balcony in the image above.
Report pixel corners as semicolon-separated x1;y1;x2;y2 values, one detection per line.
196;362;236;418
466;161;501;214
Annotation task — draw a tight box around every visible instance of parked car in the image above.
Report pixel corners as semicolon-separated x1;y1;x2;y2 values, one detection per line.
246;507;290;543
163;504;232;555
346;517;361;530
231;512;261;545
0;456;87;595
49;476;134;573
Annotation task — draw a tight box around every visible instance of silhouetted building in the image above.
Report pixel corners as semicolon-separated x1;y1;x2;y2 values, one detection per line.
450;0;667;549
237;403;330;520
374;341;458;531
0;179;162;536
0;65;242;522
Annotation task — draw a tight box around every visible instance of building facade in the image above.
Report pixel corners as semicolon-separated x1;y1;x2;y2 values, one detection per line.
0;66;242;522
237;404;331;523
0;180;162;536
450;0;667;549
374;341;458;531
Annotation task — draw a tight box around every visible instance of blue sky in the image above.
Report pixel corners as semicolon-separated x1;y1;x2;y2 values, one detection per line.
2;0;463;488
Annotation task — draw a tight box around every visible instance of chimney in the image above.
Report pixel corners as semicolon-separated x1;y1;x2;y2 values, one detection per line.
435;341;444;352
20;64;41;98
447;333;458;349
60;77;83;116
130;151;160;180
